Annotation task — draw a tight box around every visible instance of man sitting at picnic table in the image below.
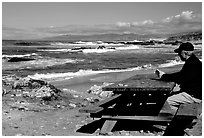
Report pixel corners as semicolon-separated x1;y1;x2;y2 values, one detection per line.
155;42;202;111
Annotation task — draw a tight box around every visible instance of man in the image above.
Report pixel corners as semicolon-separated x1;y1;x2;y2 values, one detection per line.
155;42;202;111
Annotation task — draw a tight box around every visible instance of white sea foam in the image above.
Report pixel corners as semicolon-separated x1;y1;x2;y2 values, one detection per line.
37;49;71;52
2;58;84;70
27;57;188;81
50;42;71;46
28;66;144;81
38;44;141;54
159;59;184;68
50;41;124;47
116;45;140;50
159;58;202;68
82;49;115;53
2;53;38;58
27;58;83;67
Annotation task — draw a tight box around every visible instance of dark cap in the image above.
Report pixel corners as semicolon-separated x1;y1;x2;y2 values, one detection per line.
174;42;194;53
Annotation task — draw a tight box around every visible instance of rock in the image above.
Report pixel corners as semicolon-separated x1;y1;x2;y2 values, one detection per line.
69;103;76;108
99;91;113;98
3;75;65;107
87;82;113;98
7;57;35;62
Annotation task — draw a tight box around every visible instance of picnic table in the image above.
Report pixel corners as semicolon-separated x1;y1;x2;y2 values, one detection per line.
79;74;200;135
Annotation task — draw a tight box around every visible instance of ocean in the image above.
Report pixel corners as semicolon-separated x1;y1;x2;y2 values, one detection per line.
2;40;202;91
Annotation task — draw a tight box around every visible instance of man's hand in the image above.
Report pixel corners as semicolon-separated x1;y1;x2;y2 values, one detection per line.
155;69;165;79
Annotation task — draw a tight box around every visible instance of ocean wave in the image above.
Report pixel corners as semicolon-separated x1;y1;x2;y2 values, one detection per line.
27;58;188;81
2;58;84;70
159;59;184;68
27;66;146;81
38;45;140;54
50;41;125;47
50;42;71;46
82;48;115;53
159;58;202;68
2;53;38;58
116;45;140;50
37;49;71;52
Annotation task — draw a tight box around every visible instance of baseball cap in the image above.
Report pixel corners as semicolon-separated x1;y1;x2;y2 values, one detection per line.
174;42;194;53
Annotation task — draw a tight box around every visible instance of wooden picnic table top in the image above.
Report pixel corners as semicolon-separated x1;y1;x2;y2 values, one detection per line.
102;74;175;93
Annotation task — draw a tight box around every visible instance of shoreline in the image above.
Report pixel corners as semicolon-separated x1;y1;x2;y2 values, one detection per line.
48;64;183;93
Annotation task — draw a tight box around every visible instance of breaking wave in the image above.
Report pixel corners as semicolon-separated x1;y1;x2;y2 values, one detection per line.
28;67;143;81
27;58;187;82
2;53;38;58
2;58;84;70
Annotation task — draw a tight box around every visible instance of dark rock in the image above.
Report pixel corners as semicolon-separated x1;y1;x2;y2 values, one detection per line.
8;57;35;62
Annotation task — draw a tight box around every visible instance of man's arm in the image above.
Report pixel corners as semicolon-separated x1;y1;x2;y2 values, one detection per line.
155;69;182;83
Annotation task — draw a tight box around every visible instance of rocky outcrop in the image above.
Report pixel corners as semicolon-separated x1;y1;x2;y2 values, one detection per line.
3;75;61;100
2;75;73;111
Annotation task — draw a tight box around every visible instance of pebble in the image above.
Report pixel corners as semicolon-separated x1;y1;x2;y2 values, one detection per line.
16;94;21;97
69;103;76;108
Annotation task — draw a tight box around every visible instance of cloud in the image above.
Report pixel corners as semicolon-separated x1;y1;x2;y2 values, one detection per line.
162;11;201;24
115;11;201;34
116;22;131;27
159;11;201;33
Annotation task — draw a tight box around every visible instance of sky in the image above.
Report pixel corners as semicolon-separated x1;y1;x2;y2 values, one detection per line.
2;2;202;40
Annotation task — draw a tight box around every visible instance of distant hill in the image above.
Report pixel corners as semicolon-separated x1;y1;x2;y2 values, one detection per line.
42;33;166;42
42;30;202;42
166;31;202;42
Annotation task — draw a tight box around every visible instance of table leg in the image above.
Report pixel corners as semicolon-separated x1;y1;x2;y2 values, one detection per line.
100;120;117;135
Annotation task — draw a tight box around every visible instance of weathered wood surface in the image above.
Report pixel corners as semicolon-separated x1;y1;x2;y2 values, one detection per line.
103;74;175;93
176;103;200;118
163;103;200;136
79;94;121;113
102;115;173;122
79;106;104;113
100;120;117;135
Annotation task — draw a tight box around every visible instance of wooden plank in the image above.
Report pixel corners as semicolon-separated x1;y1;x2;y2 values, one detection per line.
79;94;121;113
94;94;122;107
176;103;199;118
100;120;117;135
103;76;175;92
103;87;173;93
163;103;200;136
102;115;173;122
79;106;104;113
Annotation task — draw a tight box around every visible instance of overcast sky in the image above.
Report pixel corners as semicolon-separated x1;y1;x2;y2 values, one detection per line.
2;2;202;40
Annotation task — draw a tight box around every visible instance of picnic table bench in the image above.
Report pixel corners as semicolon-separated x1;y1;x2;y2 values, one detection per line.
79;74;200;135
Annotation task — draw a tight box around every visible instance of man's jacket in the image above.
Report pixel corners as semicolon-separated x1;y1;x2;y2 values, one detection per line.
161;54;202;99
